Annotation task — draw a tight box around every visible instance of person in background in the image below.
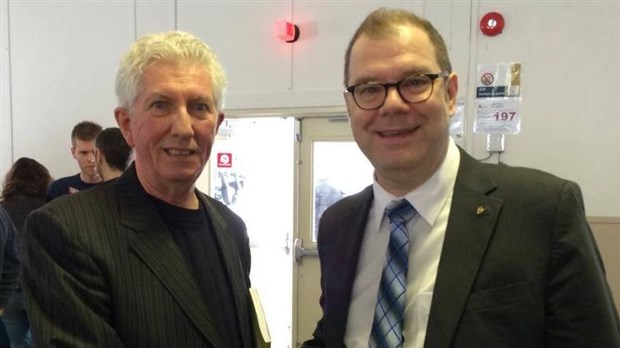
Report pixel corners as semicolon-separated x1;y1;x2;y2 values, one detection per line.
95;127;132;182
21;31;254;347
0;157;51;348
302;7;620;348
0;207;19;342
45;121;103;201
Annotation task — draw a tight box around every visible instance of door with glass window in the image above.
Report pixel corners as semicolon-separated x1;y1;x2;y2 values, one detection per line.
199;117;296;348
198;116;373;347
293;116;373;346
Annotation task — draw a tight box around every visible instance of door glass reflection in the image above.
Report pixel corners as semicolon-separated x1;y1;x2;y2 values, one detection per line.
312;141;373;241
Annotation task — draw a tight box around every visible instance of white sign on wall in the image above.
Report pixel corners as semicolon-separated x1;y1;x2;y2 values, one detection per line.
473;62;523;134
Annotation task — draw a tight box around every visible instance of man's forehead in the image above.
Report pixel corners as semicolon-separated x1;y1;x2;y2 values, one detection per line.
143;91;212;101
73;138;96;149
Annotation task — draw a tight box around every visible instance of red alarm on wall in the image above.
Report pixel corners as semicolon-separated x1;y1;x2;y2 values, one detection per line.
480;12;505;36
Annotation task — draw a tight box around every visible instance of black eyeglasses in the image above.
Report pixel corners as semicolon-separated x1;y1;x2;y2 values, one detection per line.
345;72;449;110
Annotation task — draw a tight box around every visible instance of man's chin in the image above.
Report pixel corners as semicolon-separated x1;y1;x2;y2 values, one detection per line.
83;169;100;179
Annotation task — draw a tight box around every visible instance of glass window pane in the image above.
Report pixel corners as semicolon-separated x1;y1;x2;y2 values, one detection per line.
312;141;373;241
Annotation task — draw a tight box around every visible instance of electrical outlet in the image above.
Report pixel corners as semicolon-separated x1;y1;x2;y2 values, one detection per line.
486;134;505;152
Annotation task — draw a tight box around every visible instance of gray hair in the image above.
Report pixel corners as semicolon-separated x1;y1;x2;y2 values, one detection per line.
115;31;227;110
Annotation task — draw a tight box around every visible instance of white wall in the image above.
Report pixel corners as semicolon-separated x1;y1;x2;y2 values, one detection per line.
4;0;135;180
1;0;618;217
1;0;12;174
467;2;620;217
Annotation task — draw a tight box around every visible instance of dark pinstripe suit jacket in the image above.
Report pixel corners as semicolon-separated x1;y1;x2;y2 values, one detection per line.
21;165;254;347
303;147;620;348
0;205;19;307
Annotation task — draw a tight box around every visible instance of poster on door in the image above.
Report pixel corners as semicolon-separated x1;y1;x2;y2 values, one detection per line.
213;151;245;207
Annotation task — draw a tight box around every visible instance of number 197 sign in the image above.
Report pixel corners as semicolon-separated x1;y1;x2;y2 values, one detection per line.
474;99;521;134
474;62;522;134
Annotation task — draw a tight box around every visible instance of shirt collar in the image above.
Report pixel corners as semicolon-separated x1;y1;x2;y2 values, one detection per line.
371;138;460;228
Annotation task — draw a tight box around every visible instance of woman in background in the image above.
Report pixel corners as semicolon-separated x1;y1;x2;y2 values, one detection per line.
0;158;52;348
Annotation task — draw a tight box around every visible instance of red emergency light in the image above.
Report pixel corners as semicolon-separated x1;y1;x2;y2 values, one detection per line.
276;21;300;43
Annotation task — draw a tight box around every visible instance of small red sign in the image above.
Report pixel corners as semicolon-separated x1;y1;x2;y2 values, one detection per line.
481;72;494;86
217;153;233;168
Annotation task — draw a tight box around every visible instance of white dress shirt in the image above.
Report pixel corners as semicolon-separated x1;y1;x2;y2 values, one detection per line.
344;138;460;348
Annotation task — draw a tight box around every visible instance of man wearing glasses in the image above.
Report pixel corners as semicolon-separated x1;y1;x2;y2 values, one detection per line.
302;8;620;348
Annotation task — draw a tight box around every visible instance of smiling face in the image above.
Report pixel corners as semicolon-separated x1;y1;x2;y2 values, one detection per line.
344;25;458;195
115;61;223;204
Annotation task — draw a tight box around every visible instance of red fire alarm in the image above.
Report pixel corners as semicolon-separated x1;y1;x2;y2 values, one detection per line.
276;21;300;43
480;12;505;36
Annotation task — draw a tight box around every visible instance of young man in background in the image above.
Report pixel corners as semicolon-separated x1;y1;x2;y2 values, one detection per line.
45;121;103;201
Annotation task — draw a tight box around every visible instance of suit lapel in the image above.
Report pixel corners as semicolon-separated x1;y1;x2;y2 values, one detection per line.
324;186;374;343
199;194;253;348
116;166;226;347
424;150;503;348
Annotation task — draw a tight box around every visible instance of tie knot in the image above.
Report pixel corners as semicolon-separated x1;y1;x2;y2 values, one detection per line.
385;199;416;224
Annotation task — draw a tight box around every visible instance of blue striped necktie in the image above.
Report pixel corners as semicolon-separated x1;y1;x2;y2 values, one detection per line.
369;199;416;348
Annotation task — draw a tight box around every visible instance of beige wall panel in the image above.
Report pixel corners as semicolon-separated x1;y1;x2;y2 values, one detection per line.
590;217;620;312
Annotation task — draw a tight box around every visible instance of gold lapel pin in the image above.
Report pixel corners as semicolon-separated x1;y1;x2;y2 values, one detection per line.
476;206;486;215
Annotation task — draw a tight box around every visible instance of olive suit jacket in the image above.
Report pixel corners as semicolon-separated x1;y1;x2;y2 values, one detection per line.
21;165;254;347
303;148;620;347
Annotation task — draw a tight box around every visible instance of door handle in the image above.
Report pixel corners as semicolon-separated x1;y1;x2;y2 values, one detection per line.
294;238;318;264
